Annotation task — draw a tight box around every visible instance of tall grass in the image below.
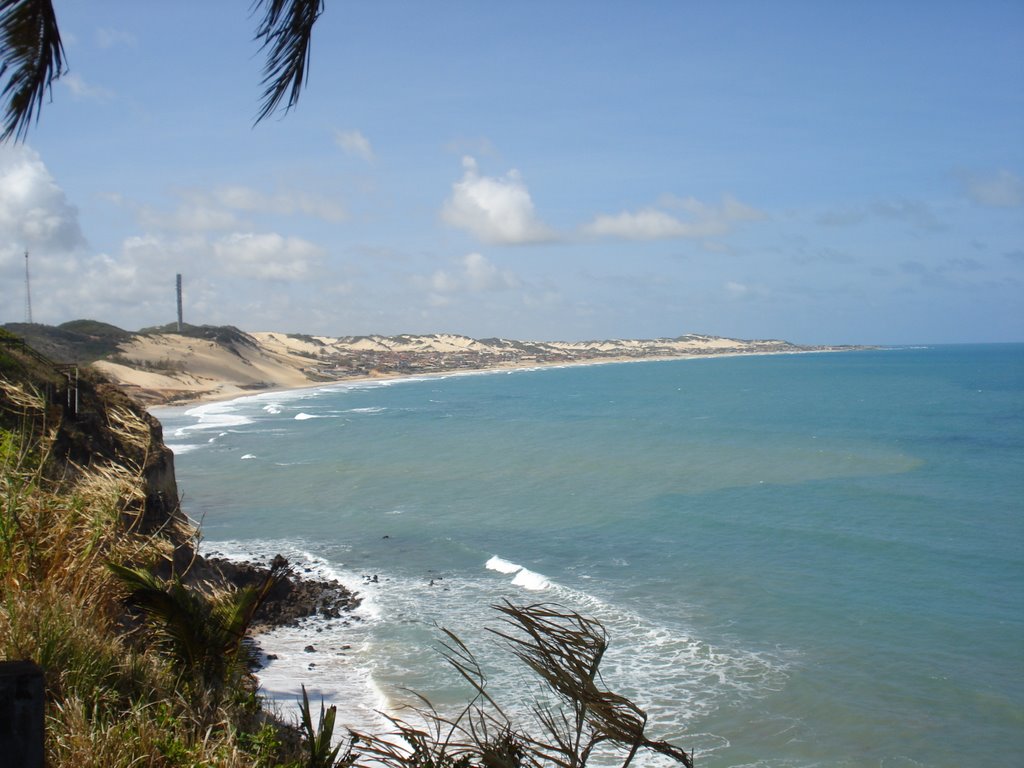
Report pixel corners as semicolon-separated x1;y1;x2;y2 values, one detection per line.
0;377;307;767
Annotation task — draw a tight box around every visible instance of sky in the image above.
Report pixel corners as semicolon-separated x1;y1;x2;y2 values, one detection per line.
1;1;1022;345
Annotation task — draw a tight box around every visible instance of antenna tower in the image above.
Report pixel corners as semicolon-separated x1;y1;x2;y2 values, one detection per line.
24;251;33;323
176;273;183;332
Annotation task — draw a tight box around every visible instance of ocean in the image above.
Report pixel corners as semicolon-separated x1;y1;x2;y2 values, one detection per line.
154;345;1024;768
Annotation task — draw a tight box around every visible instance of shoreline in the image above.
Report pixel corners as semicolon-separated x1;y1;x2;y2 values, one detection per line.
153;344;868;731
81;326;870;409
147;346;861;412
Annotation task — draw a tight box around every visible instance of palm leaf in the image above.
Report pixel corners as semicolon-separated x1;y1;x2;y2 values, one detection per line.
251;0;324;123
0;0;65;141
109;557;288;689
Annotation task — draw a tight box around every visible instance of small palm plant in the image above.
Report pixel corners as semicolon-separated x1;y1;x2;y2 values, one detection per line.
299;684;357;768
109;557;287;697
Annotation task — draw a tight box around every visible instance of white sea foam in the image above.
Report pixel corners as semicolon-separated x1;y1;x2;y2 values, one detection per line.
294;412;318;420
177;401;254;433
478;554;790;747
197;539;392;735
486;555;551;590
192;537;787;766
165;443;201;454
347;407;386;414
510;568;551;590
485;555;523;574
240;454;257;460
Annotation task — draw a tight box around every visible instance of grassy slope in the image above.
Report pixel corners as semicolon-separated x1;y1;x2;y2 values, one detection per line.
0;338;308;767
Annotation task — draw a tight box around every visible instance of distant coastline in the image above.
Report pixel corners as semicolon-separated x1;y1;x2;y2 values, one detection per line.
1;320;871;407
94;329;869;407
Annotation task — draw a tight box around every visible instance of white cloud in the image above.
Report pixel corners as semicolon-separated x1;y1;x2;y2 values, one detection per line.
416;252;521;305
585;208;691;240
212;233;322;280
462;252;520;291
441;156;555;244
724;280;769;300
870;200;941;230
0;144;84;257
138;201;244;232
135;185;346;233
961;169;1024;208
95;28;137;49
211;186;347;222
60;73;114;102
725;281;751;299
334;130;374;162
584;194;763;240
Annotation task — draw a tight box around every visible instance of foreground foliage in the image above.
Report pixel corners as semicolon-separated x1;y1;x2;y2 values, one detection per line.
352;601;693;768
0;377;307;766
0;0;325;141
2;366;694;767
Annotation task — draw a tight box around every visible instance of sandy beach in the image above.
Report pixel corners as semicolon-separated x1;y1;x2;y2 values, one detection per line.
93;329;855;407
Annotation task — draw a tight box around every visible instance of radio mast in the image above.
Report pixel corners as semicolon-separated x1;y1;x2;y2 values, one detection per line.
176;273;183;332
24;251;32;324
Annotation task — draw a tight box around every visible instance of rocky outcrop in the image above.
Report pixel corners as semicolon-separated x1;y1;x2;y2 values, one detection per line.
207;554;361;633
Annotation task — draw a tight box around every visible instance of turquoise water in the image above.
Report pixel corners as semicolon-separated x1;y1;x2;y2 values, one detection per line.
156;346;1024;767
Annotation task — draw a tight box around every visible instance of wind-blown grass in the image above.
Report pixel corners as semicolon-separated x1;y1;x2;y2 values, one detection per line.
0;377;306;766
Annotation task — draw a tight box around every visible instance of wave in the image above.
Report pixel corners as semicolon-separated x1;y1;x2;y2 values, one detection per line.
485;555;522;574
165;443;201;454
485;555;552;590
190;536;789;765
511;568;551;590
196;539;392;735
172;401;254;437
479;552;791;750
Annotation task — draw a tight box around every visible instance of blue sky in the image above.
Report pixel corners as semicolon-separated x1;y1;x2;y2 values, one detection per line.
1;1;1022;344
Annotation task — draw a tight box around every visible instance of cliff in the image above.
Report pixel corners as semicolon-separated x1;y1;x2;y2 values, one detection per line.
0;332;355;766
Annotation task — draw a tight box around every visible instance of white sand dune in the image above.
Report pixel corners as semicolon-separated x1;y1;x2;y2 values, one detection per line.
93;330;840;406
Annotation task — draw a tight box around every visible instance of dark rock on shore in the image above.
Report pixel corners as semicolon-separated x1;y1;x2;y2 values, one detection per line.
204;554;361;633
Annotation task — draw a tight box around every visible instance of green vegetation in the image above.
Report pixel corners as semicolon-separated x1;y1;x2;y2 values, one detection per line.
139;322;259;350
107;354;184;374
58;320;133;340
0;375;310;766
2;321;130;363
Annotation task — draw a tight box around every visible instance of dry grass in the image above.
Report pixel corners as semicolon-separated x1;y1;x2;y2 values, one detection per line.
0;377;305;767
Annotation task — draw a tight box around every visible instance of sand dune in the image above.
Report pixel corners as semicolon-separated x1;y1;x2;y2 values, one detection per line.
92;329;848;406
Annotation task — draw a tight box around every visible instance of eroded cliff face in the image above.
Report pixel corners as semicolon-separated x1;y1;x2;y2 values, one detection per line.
47;374;183;536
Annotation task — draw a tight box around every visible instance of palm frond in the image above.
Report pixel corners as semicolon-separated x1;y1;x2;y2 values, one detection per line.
109;557;288;690
251;0;324;124
488;601;694;768
0;0;66;142
108;562;212;671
